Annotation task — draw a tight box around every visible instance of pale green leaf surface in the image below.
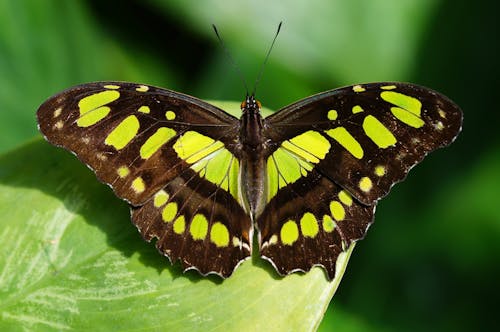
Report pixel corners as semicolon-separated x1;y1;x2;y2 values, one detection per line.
0;101;352;331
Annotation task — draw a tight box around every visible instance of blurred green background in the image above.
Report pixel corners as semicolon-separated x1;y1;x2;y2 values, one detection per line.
0;0;498;331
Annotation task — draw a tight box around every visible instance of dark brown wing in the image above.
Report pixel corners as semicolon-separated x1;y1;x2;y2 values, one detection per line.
259;170;374;279
37;82;251;277
257;82;462;279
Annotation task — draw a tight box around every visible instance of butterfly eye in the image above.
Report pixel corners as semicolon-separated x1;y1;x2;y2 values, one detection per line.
240;100;247;109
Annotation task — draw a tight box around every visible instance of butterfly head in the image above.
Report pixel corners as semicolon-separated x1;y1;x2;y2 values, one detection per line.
241;95;262;114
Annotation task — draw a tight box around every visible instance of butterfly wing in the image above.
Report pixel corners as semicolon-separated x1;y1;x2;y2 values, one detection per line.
37;82;251;277
258;82;462;279
258;169;374;279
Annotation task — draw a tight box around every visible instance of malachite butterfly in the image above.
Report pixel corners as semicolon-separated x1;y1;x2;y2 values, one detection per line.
37;80;462;279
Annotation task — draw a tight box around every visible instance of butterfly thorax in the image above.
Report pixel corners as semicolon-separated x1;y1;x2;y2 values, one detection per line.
238;95;267;219
239;95;264;148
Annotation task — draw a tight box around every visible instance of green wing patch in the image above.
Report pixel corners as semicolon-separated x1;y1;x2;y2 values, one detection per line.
173;131;240;200
267;130;331;202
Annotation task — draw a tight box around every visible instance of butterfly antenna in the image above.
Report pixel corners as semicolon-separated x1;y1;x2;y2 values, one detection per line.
212;24;249;96
251;21;282;97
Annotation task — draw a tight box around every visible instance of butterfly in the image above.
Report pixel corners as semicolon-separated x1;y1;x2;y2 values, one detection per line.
37;81;462;279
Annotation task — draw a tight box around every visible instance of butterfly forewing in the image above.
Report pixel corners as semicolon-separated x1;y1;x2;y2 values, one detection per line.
37;82;252;277
265;82;462;205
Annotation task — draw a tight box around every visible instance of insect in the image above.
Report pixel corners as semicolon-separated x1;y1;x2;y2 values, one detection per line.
37;28;462;280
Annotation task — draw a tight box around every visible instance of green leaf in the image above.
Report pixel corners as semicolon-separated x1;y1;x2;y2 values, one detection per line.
149;0;438;106
0;0;173;154
0;102;352;331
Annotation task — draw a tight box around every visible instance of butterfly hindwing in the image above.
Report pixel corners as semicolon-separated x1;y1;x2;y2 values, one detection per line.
131;168;251;277
258;82;462;277
37;82;252;277
258;170;374;279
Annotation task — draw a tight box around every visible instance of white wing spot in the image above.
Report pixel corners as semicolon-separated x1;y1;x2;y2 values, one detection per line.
96;153;107;161
353;85;366;92
136;85;149;92
53;108;62;118
54;121;64;130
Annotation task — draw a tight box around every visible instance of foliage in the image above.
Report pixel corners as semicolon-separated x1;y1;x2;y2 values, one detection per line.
0;124;350;330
